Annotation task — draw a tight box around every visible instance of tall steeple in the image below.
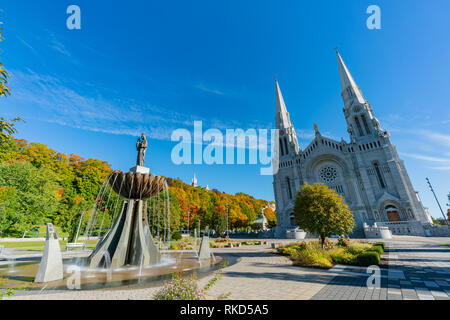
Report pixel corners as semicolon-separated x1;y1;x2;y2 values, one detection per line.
275;80;300;155
335;51;385;142
336;51;366;106
275;80;291;129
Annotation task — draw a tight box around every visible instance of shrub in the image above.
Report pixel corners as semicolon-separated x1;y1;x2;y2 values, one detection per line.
291;246;333;268
328;248;356;265
368;245;384;255
172;232;182;241
355;252;380;266
346;243;372;255
337;236;351;247
374;242;385;249
153;263;230;300
169;244;180;250
153;273;206;300
179;241;187;249
323;238;336;250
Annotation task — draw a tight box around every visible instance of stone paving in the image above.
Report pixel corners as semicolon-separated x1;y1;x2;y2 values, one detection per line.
312;236;450;300
4;236;450;300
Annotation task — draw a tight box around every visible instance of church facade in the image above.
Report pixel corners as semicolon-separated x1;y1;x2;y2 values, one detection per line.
273;52;433;238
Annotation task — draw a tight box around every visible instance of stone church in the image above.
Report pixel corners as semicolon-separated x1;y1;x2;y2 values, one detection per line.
273;52;433;238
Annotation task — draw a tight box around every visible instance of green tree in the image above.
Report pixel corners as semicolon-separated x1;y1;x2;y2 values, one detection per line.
213;208;227;236
294;183;354;248
0;23;9;98
0;162;59;236
0;21;23;145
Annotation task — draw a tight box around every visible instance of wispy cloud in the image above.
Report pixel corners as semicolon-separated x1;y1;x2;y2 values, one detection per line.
428;166;450;171
421;131;450;147
6;69;268;142
400;152;450;163
16;35;36;54
195;83;225;95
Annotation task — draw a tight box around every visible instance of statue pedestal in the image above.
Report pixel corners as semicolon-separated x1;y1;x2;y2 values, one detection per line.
88;199;160;269
129;165;150;174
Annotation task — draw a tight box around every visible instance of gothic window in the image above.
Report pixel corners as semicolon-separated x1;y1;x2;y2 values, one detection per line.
346;87;354;98
354;116;364;136
374;162;386;189
284;137;289;155
279;138;285;156
286;177;293;199
361;114;371;134
332;185;344;195
320;166;338;183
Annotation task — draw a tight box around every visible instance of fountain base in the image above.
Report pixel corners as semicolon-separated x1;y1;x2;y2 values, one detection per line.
88;199;161;269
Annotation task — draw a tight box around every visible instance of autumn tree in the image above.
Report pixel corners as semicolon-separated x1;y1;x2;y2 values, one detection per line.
263;207;277;228
294;183;354;248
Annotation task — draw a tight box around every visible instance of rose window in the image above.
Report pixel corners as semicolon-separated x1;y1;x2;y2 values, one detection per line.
320;166;338;183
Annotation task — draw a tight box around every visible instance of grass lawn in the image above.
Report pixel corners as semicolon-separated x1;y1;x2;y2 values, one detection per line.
438;244;450;247
0;239;99;251
277;240;385;269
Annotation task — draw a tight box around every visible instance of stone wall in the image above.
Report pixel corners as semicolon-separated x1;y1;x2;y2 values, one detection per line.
423;224;450;237
377;221;426;236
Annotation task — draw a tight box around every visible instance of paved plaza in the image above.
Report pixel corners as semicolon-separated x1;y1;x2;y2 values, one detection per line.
4;236;450;300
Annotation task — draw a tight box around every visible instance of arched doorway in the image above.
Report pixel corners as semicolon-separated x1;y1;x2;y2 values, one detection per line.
385;205;401;222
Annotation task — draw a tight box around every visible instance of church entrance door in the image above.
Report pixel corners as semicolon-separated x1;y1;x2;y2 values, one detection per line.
386;209;401;222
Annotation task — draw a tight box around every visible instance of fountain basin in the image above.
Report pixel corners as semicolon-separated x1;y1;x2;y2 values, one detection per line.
109;172;165;199
0;251;224;291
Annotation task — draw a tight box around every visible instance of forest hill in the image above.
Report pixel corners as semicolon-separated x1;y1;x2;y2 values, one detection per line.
0;137;276;238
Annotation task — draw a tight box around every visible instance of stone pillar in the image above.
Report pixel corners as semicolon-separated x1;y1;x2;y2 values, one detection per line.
198;235;212;260
35;223;64;283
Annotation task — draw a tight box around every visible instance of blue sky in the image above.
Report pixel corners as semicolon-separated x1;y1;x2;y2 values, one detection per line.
1;0;449;219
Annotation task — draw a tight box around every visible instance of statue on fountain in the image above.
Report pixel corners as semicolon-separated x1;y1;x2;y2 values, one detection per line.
136;133;148;166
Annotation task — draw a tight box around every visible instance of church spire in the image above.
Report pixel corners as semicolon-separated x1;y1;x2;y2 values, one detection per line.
336;51;366;105
336;50;385;141
191;172;197;187
275;80;292;129
274;80;300;155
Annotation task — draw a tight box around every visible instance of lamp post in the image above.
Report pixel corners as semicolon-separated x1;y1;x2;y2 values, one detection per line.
187;208;190;236
226;203;229;238
426;177;450;228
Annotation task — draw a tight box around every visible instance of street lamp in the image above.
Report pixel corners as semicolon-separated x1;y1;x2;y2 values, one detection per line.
187;208;190;235
426;177;450;228
226;203;229;238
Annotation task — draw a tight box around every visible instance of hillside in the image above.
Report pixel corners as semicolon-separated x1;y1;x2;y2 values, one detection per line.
0;137;276;237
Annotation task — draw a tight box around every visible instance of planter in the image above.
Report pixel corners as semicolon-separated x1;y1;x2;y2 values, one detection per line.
286;230;307;239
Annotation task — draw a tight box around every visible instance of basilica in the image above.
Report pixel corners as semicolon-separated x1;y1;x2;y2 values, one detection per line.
273;52;433;238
